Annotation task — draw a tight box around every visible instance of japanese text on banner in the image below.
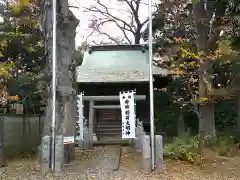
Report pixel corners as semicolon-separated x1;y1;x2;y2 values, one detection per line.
119;91;136;139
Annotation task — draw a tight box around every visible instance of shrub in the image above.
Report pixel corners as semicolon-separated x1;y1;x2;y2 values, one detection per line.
164;136;202;165
215;136;235;156
202;135;235;156
164;135;236;165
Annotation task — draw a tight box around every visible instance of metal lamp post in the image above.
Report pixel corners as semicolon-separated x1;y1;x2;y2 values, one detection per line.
148;0;155;170
51;0;57;171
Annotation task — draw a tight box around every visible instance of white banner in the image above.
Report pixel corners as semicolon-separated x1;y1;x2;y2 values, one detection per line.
76;92;84;141
120;91;136;139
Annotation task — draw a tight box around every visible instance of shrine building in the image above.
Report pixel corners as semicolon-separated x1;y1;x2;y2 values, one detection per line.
76;44;170;144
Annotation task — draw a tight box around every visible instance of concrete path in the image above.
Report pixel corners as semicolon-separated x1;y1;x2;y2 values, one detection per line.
87;145;121;175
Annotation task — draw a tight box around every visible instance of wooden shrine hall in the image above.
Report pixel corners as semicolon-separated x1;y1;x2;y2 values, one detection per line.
75;44;170;146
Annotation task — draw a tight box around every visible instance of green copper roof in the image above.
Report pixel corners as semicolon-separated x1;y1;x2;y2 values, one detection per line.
76;44;168;83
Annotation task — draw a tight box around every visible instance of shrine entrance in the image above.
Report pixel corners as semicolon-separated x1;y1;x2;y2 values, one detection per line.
96;109;122;141
77;95;146;146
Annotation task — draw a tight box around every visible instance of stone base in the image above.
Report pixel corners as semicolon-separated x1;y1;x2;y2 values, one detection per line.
54;135;64;175
155;135;164;170
41;136;51;175
0;167;6;176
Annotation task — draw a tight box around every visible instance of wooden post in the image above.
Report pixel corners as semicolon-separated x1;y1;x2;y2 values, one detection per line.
89;100;94;149
155;135;164;170
141;135;151;174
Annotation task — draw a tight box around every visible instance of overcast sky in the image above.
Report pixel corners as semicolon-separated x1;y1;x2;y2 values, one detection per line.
0;0;156;47
69;0;156;47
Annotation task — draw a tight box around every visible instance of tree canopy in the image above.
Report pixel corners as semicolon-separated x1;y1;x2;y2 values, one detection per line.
0;0;44;107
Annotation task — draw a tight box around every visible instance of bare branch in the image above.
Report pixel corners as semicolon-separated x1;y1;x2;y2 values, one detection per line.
98;32;122;44
83;0;148;44
87;18;132;44
86;1;135;33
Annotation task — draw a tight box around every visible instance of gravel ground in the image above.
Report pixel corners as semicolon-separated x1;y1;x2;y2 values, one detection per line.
1;146;240;180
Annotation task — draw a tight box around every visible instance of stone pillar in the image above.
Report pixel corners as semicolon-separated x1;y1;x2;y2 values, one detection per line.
54;135;64;176
76;93;84;149
41;136;51;175
83;119;91;149
88;100;94;149
155;135;164;170
141;135;151;174
133;119;144;152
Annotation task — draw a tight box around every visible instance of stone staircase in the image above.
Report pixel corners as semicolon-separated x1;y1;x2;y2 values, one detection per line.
97;109;122;141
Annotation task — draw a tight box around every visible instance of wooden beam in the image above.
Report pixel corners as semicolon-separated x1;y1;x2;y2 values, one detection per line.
88;100;94;149
93;105;121;109
83;95;146;101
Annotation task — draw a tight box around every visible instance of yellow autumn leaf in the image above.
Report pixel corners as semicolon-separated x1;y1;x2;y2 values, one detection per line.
21;0;30;6
160;88;167;92
199;97;208;102
11;4;21;15
0;62;15;79
15;95;20;101
180;63;184;68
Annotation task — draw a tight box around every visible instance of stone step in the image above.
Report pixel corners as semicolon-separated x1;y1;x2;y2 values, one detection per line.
98;131;121;135
100;113;117;116
94;139;129;145
98;120;121;123
99;118;119;121
98;122;122;126
98;126;122;132
98;128;122;133
98;136;122;141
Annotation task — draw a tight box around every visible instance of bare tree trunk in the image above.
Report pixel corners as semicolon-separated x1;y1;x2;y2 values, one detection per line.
41;0;79;168
134;29;141;44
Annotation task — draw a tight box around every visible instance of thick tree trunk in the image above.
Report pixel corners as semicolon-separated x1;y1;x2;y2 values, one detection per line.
193;0;216;137
41;0;79;170
198;103;215;136
177;112;185;137
198;72;216;137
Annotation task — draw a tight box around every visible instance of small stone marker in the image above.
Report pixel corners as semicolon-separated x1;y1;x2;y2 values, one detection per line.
41;135;51;175
141;135;151;174
54;135;64;176
134;120;144;152
155;135;164;170
83;119;91;149
0;142;4;166
0;167;6;176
